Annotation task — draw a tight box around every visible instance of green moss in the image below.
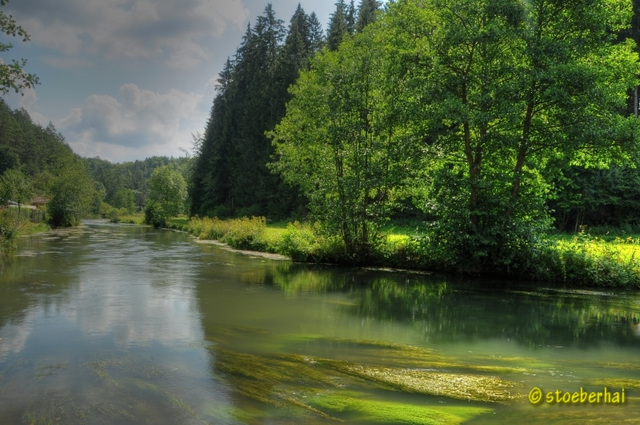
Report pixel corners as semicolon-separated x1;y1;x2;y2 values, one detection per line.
327;363;519;403
310;393;492;424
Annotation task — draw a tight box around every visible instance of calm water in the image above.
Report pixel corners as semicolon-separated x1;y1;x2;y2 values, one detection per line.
1;221;639;424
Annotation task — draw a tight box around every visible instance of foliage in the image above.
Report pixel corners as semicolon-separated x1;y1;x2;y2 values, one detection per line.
531;234;640;286
146;165;187;217
84;155;190;212
0;167;32;216
549;161;640;231
113;187;135;214
144;200;167;229
47;161;95;227
190;4;323;220
0;207;18;251
270;24;419;262
184;215;640;287
0;100;75;177
379;0;640;273
189;1;380;220
187;216;268;250
271;0;640;270
0;0;38;95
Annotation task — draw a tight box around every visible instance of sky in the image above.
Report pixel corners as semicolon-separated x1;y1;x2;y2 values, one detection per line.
0;0;336;163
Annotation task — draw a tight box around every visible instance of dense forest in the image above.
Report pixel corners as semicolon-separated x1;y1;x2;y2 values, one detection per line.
190;0;640;271
189;1;380;219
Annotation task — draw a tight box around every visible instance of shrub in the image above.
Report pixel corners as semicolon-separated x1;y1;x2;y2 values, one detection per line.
186;216;267;250
0;209;18;252
221;217;267;250
277;221;320;261
144;200;168;229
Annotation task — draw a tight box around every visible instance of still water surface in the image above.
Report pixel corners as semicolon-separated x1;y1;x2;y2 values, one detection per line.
1;221;639;424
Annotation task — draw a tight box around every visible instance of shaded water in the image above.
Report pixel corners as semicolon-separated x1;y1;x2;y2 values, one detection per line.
1;221;639;424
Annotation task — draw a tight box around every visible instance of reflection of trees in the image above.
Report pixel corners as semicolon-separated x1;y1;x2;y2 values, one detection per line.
259;264;640;349
193;242;640;422
353;280;640;348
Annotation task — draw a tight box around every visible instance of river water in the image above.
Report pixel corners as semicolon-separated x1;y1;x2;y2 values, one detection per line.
0;221;639;424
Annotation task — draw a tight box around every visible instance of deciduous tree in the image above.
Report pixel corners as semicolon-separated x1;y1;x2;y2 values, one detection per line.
0;0;38;94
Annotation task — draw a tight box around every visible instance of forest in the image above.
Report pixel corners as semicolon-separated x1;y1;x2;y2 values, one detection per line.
188;0;640;282
2;0;640;285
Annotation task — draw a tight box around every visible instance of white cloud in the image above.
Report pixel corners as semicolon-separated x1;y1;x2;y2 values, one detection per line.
61;83;206;162
10;0;249;69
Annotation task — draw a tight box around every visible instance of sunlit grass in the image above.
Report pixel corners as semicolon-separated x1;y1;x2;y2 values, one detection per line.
175;216;640;286
113;212;145;225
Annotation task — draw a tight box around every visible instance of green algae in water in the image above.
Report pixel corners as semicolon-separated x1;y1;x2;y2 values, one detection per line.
309;393;493;425
331;364;519;403
210;340;519;423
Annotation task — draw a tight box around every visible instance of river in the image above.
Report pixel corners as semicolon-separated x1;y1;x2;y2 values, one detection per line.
0;221;639;424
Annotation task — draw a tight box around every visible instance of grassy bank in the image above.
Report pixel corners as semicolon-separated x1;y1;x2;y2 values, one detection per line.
175;216;640;288
0;208;51;252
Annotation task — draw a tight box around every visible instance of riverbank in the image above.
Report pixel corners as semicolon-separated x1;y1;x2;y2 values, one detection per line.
0;209;51;252
168;216;640;288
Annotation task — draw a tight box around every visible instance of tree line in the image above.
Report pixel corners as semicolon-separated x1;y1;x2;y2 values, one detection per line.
191;0;640;270
0;96;189;233
189;1;380;219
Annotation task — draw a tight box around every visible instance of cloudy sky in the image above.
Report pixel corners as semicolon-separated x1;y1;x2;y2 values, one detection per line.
1;0;336;163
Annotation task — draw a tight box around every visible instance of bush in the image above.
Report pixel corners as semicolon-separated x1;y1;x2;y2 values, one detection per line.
221;217;267;250
144;201;168;229
186;216;267;250
277;221;320;261
0;209;18;252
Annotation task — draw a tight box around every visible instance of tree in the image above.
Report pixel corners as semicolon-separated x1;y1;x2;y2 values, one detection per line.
0;0;38;94
113;188;135;214
327;0;351;50
48;161;95;227
0;167;32;217
190;5;318;219
269;26;418;261
356;0;381;32
146;165;187;227
384;0;640;272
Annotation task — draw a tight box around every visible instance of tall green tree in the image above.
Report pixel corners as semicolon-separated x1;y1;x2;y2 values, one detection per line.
48;161;95;227
190;4;322;219
355;0;381;32
327;0;351;50
113;188;135;214
385;0;640;272
270;26;418;261
147;165;187;217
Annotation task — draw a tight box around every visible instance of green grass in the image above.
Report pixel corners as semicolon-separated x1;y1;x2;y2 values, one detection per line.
174;216;640;287
17;220;51;236
166;216;190;229
115;213;146;225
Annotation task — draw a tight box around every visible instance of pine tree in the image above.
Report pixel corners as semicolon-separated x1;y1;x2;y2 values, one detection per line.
190;4;326;218
327;0;349;50
308;12;325;51
356;0;381;33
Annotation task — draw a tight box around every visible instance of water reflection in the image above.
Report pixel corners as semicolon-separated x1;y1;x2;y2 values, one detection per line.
1;222;639;424
254;263;640;349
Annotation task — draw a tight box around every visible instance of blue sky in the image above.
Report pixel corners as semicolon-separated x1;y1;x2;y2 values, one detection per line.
1;0;336;163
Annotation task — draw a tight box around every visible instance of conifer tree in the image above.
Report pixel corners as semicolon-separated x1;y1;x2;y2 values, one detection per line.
356;0;381;32
327;0;350;50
